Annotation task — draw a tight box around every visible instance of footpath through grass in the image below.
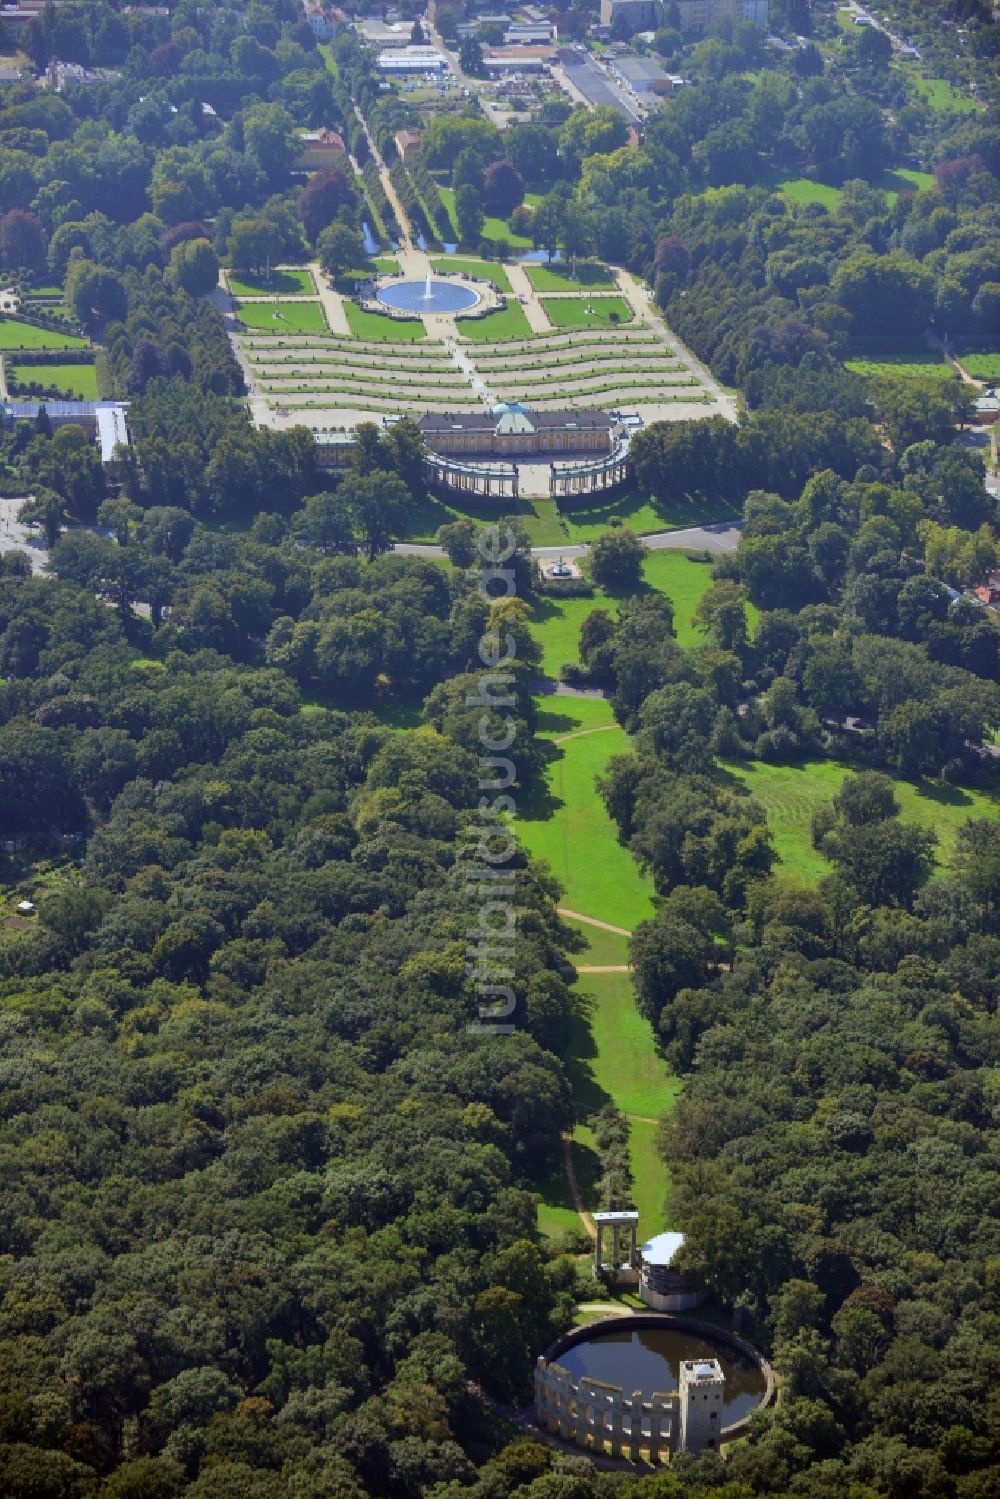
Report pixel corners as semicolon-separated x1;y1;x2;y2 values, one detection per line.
522;695;677;1238
521;693;656;931
959;352;1000;380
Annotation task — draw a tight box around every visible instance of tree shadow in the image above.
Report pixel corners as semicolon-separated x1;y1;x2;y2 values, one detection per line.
911;780;976;809
563;993;613;1122
535;705;586;736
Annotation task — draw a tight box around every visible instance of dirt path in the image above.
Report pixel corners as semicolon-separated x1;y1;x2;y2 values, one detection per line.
553;725;619;746
557;907;632;937
563;1129;596;1239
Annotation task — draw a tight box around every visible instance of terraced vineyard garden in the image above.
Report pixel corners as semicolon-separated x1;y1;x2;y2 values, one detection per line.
230;259;722;436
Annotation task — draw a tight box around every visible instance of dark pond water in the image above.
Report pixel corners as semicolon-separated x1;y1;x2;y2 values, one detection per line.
556;1326;765;1426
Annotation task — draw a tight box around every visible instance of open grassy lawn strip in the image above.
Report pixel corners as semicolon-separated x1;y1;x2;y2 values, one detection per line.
560;489;725;543
457;302;533;341
531;594;619;679
228;268;315;297
519;696;656;932
437;184;533;247
630;1118;669;1229
343;302;427;341
11;362;99;398
525;261;615;292
721;757;1000;884
541;296;634;329
394;486;564;546
236;299;328;334
754;166;935;210
959;352;1000;380
430;256;512;293
0;318;89;350
844;355;955;380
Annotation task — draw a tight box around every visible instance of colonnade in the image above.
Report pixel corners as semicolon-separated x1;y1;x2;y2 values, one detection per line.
594;1210;639;1275
424;453;520;500
549;442;632;499
534;1359;677;1463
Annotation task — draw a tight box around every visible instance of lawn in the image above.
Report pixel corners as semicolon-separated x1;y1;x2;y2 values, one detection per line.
583;967;680;1121
11;362;99;398
523;723;679;1240
759;166;935;210
528;551;721;676
236;299;328;334
643;549;724;646
24;284;63;299
525;261;614;292
0;319;88;350
960;353;1000;380
395;482;564;547
880;166;936;199
630;1118;670;1230
541;296;634;329
457;302;533;341
343;302;426;341
721;756;1000;884
844;355;955;380
560;488;729;544
437;185;533;247
430;256;512;293
519;695;657;932
228;268;314;297
341;257;401;284
531;593;618;678
905;69;978;114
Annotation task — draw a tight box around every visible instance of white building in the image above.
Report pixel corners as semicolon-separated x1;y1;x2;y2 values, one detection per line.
638;1231;705;1311
376;46;447;73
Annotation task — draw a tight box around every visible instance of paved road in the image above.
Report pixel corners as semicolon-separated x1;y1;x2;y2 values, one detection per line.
394;519;742;560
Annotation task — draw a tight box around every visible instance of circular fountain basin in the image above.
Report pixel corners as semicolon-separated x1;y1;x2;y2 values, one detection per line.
377;278;480;314
557;1323;766;1427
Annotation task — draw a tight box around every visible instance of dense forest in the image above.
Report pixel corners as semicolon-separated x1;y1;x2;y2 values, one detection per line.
0;0;998;1494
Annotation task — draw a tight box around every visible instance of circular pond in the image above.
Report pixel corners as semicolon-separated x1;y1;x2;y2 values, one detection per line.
377;278;480;314
557;1324;766;1427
